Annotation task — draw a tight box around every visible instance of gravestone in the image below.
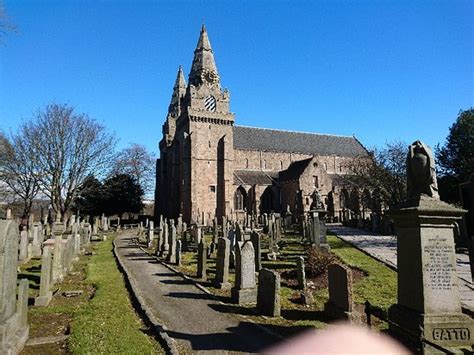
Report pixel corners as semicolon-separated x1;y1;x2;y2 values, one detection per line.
296;256;306;290
160;222;169;257
0;220;29;353
231;241;257;304
213;217;218;244
18;230;29;264
214;238;231;289
35;247;53;306
166;225;177;263
52;234;64;283
388;140;473;351
197;241;207;281
31;224;42;257
310;211;320;247
176;240;182;266
257;269;280;317
6;208;12;220
250;231;261;271
156;226;164;256
324;264;353;320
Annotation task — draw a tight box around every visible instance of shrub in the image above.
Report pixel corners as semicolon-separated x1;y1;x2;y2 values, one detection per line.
306;246;337;277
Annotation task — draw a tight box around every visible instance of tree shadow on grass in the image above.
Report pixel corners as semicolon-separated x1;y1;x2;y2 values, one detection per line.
261;262;295;270
26;265;42;273
18;273;40;288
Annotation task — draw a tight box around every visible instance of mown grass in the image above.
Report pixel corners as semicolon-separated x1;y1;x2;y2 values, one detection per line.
328;234;397;310
68;236;162;354
172;230;397;333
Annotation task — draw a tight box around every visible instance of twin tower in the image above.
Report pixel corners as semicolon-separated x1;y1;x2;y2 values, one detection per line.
155;26;235;223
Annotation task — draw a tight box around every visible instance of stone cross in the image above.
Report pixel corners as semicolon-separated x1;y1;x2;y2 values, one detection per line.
231;241;257;304
214;238;230;289
35;247;53;307
256;269;281;317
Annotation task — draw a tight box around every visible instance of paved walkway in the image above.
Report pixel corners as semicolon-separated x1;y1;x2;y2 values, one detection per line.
328;224;474;311
115;231;282;354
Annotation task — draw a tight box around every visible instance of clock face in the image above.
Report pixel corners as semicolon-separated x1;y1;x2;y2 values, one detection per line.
205;95;216;112
201;69;219;84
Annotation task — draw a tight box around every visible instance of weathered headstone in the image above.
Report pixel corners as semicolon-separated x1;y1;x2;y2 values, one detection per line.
0;220;29;353
176;240;182;266
18;230;29;264
214;238;231;289
250;231;261;272
324;264;353;319
296;256;306;289
231;241;257;304
166;224;177;263
31;224;42;257
52;234;64;283
256;269;281;317
197;241;207;281
35;247;53;306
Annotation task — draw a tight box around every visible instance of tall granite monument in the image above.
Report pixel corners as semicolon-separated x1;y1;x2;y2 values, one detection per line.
388;141;473;352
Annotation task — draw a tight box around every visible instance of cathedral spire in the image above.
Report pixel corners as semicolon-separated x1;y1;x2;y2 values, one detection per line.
168;65;186;114
174;65;186;90
189;25;220;87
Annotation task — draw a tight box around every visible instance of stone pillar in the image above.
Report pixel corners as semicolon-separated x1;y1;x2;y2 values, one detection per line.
250;231;261;272
18;230;29;264
52;234;64;283
166;224;177;263
257;269;280;317
17;279;29;331
296;256;305;290
197;241;207;281
176;240;182;266
214;238;230;289
231;241;257;304
388;196;473;350
35;247;53;307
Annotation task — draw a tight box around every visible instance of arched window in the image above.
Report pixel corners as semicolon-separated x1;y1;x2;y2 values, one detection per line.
245;158;249;168
280;161;283;170
262;160;266;169
324;162;328;170
234;186;247;211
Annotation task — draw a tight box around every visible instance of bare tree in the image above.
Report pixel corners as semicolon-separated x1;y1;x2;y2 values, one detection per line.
111;143;155;197
0;3;17;42
344;141;407;210
0;131;41;218
19;103;116;218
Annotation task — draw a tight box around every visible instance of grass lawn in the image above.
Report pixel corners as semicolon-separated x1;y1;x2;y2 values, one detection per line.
171;230;397;334
20;233;162;354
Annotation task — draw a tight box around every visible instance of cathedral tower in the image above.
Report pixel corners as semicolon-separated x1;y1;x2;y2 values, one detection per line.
157;26;235;223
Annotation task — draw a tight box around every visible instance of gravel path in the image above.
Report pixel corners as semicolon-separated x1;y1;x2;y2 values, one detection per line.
328;224;474;312
115;231;282;354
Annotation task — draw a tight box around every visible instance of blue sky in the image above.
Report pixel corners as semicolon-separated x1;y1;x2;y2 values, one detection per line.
1;0;472;155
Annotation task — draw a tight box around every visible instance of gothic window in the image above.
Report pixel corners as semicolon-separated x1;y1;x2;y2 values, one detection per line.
280;161;283;170
324;162;328;170
204;95;216;112
245;158;249;168
313;176;319;188
234;186;247;211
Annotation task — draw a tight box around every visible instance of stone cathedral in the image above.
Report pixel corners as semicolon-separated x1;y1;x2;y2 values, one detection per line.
155;26;370;224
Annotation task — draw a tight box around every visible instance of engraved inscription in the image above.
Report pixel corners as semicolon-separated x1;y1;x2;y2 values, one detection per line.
432;328;470;341
423;237;455;291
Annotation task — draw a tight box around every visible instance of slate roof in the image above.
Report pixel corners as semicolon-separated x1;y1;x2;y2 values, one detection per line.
234;170;278;186
233;126;368;157
279;158;313;181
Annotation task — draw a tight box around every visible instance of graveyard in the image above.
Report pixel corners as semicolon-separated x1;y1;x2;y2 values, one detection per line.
1;1;473;354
